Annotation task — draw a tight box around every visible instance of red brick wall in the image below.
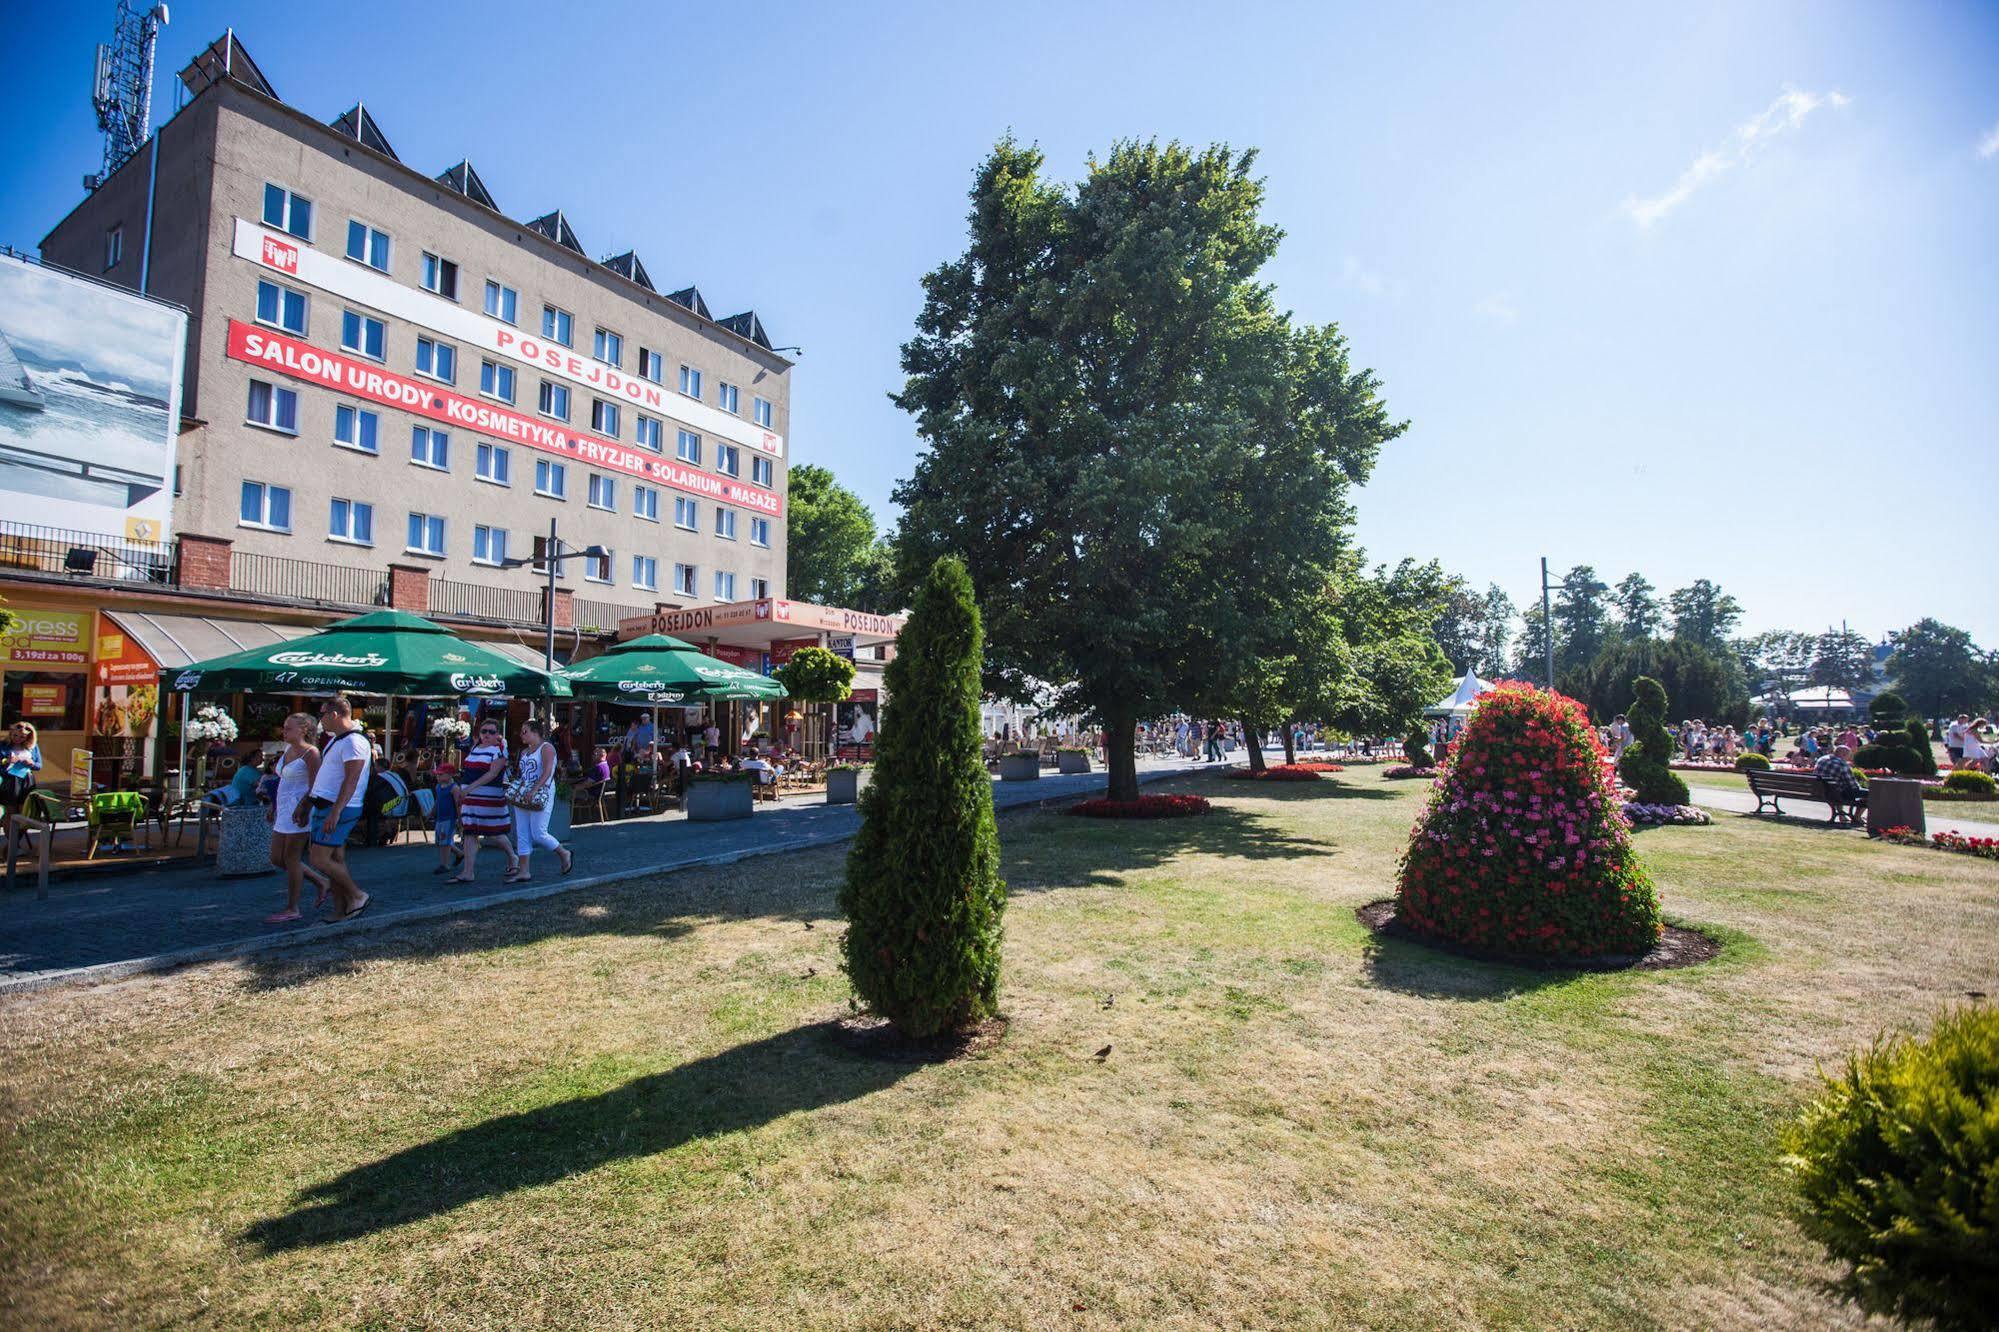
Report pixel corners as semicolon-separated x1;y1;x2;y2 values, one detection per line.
387;564;430;613
545;586;574;630
175;533;232;590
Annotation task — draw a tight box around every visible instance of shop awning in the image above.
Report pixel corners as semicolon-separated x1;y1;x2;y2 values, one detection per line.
481;640;568;671
102;610;314;671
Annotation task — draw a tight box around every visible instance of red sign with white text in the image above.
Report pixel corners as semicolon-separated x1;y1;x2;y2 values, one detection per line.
224;322;784;517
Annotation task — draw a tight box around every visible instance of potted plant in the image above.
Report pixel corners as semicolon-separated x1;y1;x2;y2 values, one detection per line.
1056;746;1093;775
429;715;471;764
998;748;1041;782
826;762;866;805
183;704;239;794
684;770;755;822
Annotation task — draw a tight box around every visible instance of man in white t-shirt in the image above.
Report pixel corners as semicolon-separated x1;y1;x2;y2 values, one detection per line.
304;694;372;922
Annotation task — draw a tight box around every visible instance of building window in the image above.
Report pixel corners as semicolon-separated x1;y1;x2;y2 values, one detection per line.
673;563;697;597
751;455;774;487
534;458;566;498
673;496;699;530
634;485;659;521
410;426;450;471
590;399;620;437
714;508;737;540
530;534;565;577
415;337;456;383
406;512;446;556
328;497;374;545
678;364;702;398
479;359;516;402
340;309;386;360
753;396;774;428
245;379;298;434
593;328;623;367
584;548;613;583
750;516;771;547
675;429;701;464
634;415;661;451
538;381;571;421
749;576;770;599
475;441;510;485
333;403;378;453
632;555;658;591
716;443;741;477
420;252;459;300
587;473;616;510
541;304;573;346
472;525;509;566
713;570;737;601
240;480;292;532
638;348;663;383
255;280;308;335
483;280;518;323
717;382;740;415
344;219;391;271
104;226;124;271
262;183;313;240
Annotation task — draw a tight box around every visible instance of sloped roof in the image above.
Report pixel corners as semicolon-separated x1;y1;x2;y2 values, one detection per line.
329;102;399;160
602;250;655;291
666;286;712;320
436;159;499;212
179;32;277;100
719;311;772;350
527;210;585;255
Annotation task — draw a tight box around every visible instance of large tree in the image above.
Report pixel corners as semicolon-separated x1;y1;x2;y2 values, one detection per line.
1514;603;1553;684
786;464;893;610
1553;565;1612;674
892;138;1402;799
1572;636;1747;725
1810;629;1876;691
1613;573;1661;639
1476;584;1515;677
1737;629;1817;699
1668;579;1744;653
1886;619;1985;721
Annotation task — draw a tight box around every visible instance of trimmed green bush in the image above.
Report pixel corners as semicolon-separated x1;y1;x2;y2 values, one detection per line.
1782;1004;1999;1330
839;556;1005;1038
774;646;856;703
1904;718;1939;776
1942;769;1998;795
1617;676;1689;805
1403;731;1433;768
1857;720;1939;776
1869;690;1909;725
1734;751;1771;771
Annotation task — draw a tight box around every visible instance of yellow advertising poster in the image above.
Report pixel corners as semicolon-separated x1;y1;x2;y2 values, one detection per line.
69;748;91;798
21;682;67;716
0;608;89;668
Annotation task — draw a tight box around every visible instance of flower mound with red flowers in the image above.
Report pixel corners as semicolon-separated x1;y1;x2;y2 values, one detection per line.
1290;761;1346;773
1067;793;1212;819
1224;765;1323;782
1395;684;1662;959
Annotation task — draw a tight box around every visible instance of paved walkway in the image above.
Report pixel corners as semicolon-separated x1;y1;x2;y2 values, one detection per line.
0;757;1217;993
1688;785;1999;838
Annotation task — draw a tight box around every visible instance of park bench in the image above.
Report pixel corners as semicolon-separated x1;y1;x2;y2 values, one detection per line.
1745;768;1864;826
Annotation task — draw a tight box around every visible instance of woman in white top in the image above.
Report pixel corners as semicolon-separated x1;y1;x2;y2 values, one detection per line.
264;713;331;923
506;717;572;883
1961;718;1993;772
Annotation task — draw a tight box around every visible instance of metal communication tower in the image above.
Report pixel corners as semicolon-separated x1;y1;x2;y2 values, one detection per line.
89;1;170;187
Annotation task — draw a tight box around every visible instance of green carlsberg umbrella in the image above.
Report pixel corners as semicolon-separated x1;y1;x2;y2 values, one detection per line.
167;610;572;698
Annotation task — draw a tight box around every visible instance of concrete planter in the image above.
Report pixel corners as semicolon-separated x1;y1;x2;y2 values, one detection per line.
998;753;1042;782
826;768;866;805
1057;751;1093;775
684;780;754;822
1866;778;1925;838
216;803;275;877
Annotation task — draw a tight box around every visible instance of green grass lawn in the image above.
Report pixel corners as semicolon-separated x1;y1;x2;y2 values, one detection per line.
3;770;1996;1330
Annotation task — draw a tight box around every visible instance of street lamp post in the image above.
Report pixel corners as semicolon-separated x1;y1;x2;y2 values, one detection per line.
502;517;609;675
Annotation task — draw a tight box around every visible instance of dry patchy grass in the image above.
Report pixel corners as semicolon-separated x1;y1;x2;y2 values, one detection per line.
2;773;1995;1330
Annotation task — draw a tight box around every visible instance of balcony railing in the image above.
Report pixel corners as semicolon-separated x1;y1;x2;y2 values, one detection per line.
573;597;650;633
428;578;542;625
0;520;176;586
230;550;387;609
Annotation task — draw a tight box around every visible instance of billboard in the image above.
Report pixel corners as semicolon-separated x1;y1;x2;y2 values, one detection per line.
0;254;187;540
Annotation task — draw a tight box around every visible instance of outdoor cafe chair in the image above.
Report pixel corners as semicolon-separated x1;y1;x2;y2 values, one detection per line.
86;791;149;859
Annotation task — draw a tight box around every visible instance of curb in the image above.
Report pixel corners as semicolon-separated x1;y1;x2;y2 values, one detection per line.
1;764;1214;998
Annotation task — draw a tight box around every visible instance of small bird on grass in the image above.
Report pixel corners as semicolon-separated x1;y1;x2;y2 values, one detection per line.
1099;993;1115;1010
1093;1044;1113;1062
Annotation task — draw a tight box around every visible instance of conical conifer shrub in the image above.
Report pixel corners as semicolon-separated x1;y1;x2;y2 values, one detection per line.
839;556;1005;1037
1395;683;1661;958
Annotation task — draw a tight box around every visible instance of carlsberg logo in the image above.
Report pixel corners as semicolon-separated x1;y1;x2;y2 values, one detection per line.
450;674;504;694
270;651;388;668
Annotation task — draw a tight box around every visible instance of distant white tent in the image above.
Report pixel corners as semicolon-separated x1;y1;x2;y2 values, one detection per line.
1787;686;1856;712
1423;671;1492;718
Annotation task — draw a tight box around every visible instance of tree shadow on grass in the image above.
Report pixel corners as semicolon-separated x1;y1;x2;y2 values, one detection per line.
1359;929;1581;1002
1005;802;1344;895
242;1020;916;1252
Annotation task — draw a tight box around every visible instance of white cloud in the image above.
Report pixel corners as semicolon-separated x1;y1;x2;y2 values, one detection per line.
1473;295;1518;325
1623;88;1850;227
1979;122;1999;158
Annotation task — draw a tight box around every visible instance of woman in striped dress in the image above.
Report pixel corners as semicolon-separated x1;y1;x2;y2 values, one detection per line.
448;717;518;882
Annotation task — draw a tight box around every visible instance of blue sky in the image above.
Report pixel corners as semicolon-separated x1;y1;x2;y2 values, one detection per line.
4;2;1995;644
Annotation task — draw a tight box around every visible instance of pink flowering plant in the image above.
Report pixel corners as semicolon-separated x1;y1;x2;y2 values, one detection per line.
1396;683;1663;958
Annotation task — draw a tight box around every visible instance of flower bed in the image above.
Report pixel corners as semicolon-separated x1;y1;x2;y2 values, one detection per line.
1622;802;1713;826
1381;765;1438;780
1874;827;1999;861
1288;761;1346;773
1067;793;1212;819
1923;788;1999;803
1224;765;1323;781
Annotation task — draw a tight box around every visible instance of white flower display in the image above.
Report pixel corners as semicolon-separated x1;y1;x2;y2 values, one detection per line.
184;705;239;743
430;717;473;742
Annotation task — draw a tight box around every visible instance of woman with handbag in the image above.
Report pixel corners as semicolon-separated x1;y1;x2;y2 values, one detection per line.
506;717;571;882
448;717;519;884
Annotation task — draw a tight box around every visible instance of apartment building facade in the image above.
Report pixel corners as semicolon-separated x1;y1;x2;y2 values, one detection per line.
40;38;790;628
